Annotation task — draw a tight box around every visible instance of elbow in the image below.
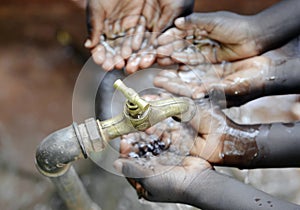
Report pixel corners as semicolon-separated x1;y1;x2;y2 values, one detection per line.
35;124;83;177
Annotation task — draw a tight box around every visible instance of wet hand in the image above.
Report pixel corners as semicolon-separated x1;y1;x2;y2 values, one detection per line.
187;99;259;165
85;0;194;72
124;0;195;73
114;154;212;203
154;56;272;107
157;12;262;65
86;0;148;71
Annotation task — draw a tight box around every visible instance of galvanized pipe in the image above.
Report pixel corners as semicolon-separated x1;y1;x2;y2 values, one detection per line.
36;119;102;210
51;166;100;210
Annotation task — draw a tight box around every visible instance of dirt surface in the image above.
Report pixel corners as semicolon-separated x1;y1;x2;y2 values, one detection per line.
0;1;87;209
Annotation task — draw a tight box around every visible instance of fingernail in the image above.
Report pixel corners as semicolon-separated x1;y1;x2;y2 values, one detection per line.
175;17;185;26
192;92;205;99
84;39;92;48
113;160;123;173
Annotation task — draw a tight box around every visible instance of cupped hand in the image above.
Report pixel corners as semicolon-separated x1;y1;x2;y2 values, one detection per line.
115;153;212;203
85;0;194;72
154;56;272;107
86;0;148;71
187;99;259;165
157;12;262;65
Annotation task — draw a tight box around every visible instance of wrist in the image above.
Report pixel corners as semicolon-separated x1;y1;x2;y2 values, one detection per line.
253;122;300;168
264;58;300;96
246;14;266;54
183;168;215;207
220;122;260;167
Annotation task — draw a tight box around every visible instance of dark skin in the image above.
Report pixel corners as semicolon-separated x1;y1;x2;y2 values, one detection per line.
113;51;300;209
115;156;300;209
154;55;300;108
156;0;300;65
152;53;300;166
85;0;194;72
115;110;300;209
85;0;300;71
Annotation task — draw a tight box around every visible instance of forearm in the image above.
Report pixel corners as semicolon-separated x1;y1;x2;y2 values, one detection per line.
217;120;300;168
264;57;300;96
253;0;300;53
185;169;299;210
251;122;300;168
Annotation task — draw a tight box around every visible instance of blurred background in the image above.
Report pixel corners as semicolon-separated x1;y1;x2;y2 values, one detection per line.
4;0;299;210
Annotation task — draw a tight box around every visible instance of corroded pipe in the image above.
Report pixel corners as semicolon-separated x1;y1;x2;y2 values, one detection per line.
36;120;101;210
35;79;195;210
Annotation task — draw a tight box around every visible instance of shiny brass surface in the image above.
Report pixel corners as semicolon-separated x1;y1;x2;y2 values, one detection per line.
98;79;195;141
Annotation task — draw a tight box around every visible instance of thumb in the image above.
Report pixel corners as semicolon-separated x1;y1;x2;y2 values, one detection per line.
114;159;150;179
175;13;216;32
85;2;104;48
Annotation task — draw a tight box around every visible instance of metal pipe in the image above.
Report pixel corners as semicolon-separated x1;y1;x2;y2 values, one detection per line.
35;120;102;210
51;166;100;210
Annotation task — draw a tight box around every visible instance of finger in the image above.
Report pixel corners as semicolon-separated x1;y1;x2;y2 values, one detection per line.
85;2;104;48
112;19;125;38
139;51;156;69
131;17;146;51
157;69;178;78
91;44;106;65
171;52;189;64
112;44;125;69
102;52;114;71
189;99;213;131
171;49;206;65
126;55;141;74
188;51;206;65
157;79;193;98
157;57;174;66
157;40;186;58
155;7;174;32
142;0;160;30
192;86;206;99
121;28;134;59
114;54;125;69
120;139;133;157
114;159;150;178
157;28;187;46
120;15;141;32
175;13;215;32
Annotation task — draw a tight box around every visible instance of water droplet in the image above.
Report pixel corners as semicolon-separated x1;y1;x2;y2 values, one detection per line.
268;76;276;81
129;152;139;158
243;169;250;184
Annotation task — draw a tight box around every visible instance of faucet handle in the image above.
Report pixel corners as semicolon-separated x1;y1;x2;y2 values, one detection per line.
113;79;149;112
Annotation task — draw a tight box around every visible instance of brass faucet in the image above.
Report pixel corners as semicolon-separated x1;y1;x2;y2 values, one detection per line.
98;79;196;143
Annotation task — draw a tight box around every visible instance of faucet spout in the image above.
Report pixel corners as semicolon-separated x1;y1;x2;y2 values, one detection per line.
98;80;196;141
